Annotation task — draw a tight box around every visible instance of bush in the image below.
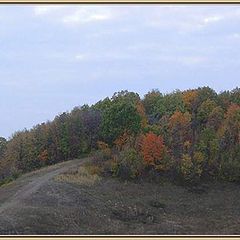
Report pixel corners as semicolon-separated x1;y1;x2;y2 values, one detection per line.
112;148;144;180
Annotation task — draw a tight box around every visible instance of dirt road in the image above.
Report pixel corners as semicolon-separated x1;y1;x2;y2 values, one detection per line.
0;157;240;235
0;158;87;234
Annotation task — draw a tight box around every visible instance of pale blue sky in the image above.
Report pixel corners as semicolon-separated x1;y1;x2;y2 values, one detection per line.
0;4;240;138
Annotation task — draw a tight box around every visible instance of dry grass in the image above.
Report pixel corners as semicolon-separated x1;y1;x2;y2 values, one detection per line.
84;164;103;175
55;166;101;186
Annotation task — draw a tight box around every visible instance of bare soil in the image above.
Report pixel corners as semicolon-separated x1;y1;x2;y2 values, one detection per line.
0;157;240;235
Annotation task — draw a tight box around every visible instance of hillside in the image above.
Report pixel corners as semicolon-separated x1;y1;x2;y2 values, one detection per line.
0;157;240;234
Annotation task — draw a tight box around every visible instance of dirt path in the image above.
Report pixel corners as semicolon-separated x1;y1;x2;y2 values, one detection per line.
0;158;87;234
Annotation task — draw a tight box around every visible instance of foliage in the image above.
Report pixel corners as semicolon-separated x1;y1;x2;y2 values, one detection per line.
0;87;239;185
179;151;204;183
140;132;168;171
100;100;142;144
168;111;192;161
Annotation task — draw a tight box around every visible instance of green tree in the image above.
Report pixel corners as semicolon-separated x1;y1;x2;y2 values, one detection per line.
101;101;142;144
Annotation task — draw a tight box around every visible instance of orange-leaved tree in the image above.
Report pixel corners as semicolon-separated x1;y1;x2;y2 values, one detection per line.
140;132;166;170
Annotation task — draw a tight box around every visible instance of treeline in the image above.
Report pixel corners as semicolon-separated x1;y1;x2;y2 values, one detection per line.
0;87;239;183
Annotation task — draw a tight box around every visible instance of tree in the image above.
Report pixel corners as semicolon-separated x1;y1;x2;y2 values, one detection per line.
101;101;142;144
93;97;111;113
136;101;148;128
207;106;224;131
111;90;140;105
197;127;219;175
197;99;217;127
142;89;163;116
168;111;192;161
80;108;102;150
154;90;186;121
182;89;198;112
230;87;240;105
140;132;166;170
219;104;240;154
218;90;231;111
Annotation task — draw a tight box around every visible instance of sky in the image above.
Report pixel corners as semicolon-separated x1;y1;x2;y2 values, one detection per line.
0;4;240;138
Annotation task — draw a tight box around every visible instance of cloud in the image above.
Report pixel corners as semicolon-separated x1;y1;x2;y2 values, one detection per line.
62;8;112;25
146;6;240;33
203;15;223;24
74;52;132;62
178;56;207;65
228;33;240;40
33;5;115;26
33;5;63;16
75;54;88;61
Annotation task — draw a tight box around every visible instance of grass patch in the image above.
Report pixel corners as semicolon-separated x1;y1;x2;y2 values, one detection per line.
55;166;101;186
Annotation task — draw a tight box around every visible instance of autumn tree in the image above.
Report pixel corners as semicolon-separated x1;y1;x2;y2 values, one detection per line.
182;89;198;112
140;132;167;171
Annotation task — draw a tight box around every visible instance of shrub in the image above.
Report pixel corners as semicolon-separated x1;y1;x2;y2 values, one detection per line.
113;148;144;180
